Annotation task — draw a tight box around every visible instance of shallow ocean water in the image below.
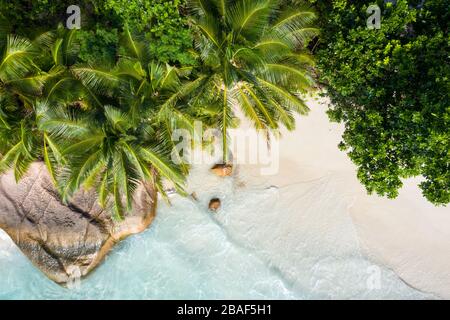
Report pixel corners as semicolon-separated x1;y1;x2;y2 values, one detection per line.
0;164;434;300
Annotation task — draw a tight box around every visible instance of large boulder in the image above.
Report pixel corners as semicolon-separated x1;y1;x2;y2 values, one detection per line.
0;162;157;284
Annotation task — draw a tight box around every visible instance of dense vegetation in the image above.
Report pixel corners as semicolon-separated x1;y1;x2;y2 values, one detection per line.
0;0;317;218
0;0;194;65
308;0;449;205
187;0;318;162
0;0;448;212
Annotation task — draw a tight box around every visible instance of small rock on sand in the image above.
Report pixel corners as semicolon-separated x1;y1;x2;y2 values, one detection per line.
209;198;221;212
211;164;233;177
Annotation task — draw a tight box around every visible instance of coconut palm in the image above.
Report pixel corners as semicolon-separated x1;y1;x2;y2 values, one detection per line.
0;26;90;182
37;30;217;219
0;29;203;219
38;98;186;219
34;26;98;184
38;26;102;111
0;28;102;184
0;33;48;180
117;28;217;173
187;0;318;163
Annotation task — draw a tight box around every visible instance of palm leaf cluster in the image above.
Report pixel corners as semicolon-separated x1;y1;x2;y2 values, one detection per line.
0;27;203;219
0;0;318;218
187;0;318;162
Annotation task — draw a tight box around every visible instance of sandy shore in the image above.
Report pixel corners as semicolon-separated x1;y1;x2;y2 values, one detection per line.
239;97;450;298
0;97;448;299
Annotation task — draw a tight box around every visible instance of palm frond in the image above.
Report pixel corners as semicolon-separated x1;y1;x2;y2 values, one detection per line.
264;62;314;90
228;0;272;39
237;86;265;130
0;35;36;81
71;66;120;95
257;77;309;115
0;121;37;181
43;132;64;184
186;0;216;17
104;105;132;133
138;146;185;192
41;117;91;139
270;8;319;48
242;83;277;129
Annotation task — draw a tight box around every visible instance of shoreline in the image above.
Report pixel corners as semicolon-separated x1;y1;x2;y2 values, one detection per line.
241;97;449;298
0;97;448;299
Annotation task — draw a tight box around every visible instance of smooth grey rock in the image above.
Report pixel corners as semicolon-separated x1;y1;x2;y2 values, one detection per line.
0;162;157;284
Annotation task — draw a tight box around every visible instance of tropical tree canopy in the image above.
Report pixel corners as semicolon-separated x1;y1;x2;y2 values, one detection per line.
0;34;48;181
3;0;445;215
0;0;194;65
308;0;449;205
0;0;320;217
0;28;211;219
187;0;318;163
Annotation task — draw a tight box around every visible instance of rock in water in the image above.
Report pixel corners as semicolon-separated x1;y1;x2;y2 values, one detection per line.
209;198;221;212
0;162;157;284
211;164;233;177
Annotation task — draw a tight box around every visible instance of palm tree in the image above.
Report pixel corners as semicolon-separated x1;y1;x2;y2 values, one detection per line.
0;26;87;183
0;28;205;219
36;26;99;184
186;0;318;163
0;33;48;180
117;28;217;172
0;27;216;219
37;30;216;219
0;27;102;184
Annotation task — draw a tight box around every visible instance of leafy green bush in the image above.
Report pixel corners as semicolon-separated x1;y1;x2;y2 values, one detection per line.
0;0;194;65
101;0;194;64
309;0;449;205
75;27;119;65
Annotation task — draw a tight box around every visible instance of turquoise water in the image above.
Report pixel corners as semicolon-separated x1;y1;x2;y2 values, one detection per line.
0;165;434;299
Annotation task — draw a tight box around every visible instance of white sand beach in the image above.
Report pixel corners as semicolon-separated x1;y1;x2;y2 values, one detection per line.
236;97;450;298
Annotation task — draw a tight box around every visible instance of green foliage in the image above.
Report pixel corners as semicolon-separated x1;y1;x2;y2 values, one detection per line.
0;0;194;65
187;0;318;163
75;27;119;65
0;1;320;218
0;29;209;219
309;0;449;205
102;0;194;64
0;0;69;33
0;34;47;180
